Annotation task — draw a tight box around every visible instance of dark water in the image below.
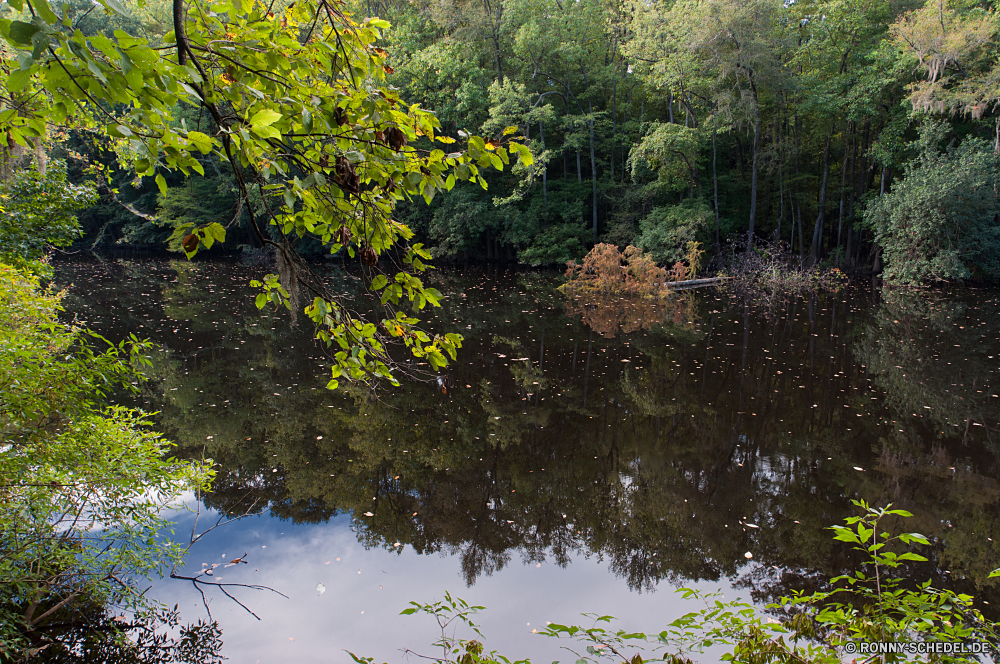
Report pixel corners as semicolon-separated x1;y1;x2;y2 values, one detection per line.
54;258;1000;662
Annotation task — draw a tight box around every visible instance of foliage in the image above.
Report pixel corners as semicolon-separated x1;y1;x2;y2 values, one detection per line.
12;0;1000;288
0;160;96;274
893;0;1000;122
864;123;1000;285
518;222;590;266
561;244;667;299
391;503;1000;664
0;0;529;390
24;602;226;663
158;175;239;253
628;123;701;193
634;200;712;268
0;263;214;659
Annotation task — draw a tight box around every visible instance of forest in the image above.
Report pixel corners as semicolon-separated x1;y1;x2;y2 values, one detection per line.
3;0;1000;659
2;0;1000;286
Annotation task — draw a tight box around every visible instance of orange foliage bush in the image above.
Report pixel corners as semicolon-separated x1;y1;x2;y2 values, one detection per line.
561;244;667;299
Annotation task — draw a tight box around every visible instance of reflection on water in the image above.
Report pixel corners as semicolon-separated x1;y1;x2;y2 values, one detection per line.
55;259;1000;659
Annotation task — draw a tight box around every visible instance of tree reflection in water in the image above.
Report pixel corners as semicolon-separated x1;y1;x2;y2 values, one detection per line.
55;259;1000;612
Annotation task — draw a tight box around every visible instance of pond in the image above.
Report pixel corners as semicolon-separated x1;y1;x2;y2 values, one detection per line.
54;258;1000;663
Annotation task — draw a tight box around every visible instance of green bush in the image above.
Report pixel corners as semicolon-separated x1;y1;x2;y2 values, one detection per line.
518;223;591;266
634;200;712;267
866;123;1000;285
0;161;96;274
0;263;214;658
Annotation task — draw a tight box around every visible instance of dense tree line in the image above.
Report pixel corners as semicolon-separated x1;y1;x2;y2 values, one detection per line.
12;0;997;285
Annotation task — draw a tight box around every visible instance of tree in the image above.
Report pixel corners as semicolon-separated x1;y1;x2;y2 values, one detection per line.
0;0;529;390
864;122;1000;284
691;0;787;237
893;0;1000;150
0;160;96;274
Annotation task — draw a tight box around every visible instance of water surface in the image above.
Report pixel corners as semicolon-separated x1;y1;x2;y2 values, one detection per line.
54;258;1000;662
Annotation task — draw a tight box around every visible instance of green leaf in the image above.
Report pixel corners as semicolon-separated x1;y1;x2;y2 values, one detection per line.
101;0;128;16
250;109;282;127
154;173;167;195
206;222;226;243
829;526;860;543
400;608;418;615
8;21;40;46
32;0;59;25
252;124;281;139
897;552;928;562
187;131;213;154
7;68;32;92
370;275;388;291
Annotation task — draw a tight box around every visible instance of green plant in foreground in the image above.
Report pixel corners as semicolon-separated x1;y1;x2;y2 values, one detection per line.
380;502;999;664
0;263;215;660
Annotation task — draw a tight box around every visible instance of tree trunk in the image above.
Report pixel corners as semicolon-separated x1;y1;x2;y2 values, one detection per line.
777;160;784;242
173;0;188;65
797;194;804;265
667;90;674;124
712;129;720;248
858;120;871;198
539;121;547;206
808;130;833;265
749;109;760;237
836;123;852;265
610;77;617;182
483;0;503;83
32;136;46;176
588;100;598;242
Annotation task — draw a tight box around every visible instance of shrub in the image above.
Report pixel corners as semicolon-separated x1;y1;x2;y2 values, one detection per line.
634;200;712;267
712;234;846;306
865;123;1000;285
519;223;590;266
0;263;214;658
0;161;96;274
561;244;668;299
